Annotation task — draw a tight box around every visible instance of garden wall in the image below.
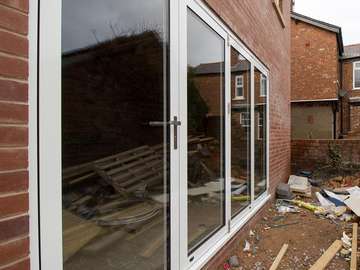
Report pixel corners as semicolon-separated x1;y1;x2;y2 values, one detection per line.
291;139;360;173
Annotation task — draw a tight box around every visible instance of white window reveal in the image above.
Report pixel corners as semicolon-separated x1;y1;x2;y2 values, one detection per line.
354;62;360;89
235;75;244;98
260;74;267;96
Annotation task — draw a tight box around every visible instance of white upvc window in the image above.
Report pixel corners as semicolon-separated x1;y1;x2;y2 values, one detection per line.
240;111;250;127
260;74;267;96
354;61;360;90
235;75;244;99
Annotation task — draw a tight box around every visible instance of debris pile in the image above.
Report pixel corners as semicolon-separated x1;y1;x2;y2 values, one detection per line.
222;169;360;270
278;174;360;223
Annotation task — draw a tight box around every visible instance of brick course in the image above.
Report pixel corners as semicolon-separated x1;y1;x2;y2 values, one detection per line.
0;237;29;267
0;1;29;269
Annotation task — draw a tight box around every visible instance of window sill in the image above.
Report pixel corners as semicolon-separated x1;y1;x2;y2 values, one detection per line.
272;0;286;28
233;97;245;100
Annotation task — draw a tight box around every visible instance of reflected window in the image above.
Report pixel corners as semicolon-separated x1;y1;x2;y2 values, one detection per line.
354;62;360;89
235;75;244;98
240;112;250;127
230;47;251;217
258;113;264;140
254;68;267;198
260;74;267;96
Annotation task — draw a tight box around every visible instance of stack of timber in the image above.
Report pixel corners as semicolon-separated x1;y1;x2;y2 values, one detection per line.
62;135;215;261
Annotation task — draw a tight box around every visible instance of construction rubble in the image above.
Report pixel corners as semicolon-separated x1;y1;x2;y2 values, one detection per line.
222;171;360;270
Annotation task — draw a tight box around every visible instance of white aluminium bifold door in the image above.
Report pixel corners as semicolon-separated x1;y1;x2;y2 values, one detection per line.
39;1;179;270
178;1;230;269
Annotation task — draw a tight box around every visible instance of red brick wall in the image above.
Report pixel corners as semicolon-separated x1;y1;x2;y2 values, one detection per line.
350;105;360;133
0;1;30;270
0;0;291;269
202;0;291;268
291;19;339;101
291;139;360;172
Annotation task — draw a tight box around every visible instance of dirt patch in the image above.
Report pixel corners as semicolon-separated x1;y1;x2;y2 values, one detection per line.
220;203;352;270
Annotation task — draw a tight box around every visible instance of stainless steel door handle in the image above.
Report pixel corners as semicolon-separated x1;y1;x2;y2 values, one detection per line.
149;116;181;149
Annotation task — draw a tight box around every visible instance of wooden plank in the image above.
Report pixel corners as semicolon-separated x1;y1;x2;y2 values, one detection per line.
126;217;163;241
117;165;163;188
62;210;102;262
68;172;96;186
107;155;160;176
140;234;164;258
309;240;342;270
83;230;126;253
351;223;358;270
113;159;163;183
63;146;148;175
269;244;289;270
100;150;155;170
126;174;163;192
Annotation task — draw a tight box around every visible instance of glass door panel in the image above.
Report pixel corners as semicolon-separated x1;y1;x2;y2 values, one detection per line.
61;1;170;269
187;9;225;252
230;47;251;217
254;68;267;198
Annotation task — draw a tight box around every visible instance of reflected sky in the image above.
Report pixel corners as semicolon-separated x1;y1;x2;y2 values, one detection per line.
187;10;224;67
62;0;166;52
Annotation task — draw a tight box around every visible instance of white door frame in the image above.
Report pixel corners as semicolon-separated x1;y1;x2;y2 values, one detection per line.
38;0;63;269
38;0;180;269
36;0;270;269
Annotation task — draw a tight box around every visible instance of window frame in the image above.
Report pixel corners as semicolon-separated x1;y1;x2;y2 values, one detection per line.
257;112;264;140
240;111;251;127
234;75;244;99
353;61;360;90
260;73;267;97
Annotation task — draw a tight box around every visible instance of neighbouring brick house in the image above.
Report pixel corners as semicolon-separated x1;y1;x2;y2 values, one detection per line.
291;12;360;140
342;44;360;137
0;1;291;270
291;12;345;139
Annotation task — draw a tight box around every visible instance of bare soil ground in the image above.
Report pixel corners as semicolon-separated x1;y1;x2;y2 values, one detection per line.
218;169;360;270
222;204;351;270
219;186;358;270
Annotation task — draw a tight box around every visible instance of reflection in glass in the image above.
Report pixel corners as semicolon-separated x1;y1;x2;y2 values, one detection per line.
61;1;169;269
187;10;225;252
254;68;267;198
230;47;251;217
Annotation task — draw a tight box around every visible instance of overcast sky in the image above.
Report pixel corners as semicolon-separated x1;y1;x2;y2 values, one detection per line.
294;0;360;46
62;0;165;52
